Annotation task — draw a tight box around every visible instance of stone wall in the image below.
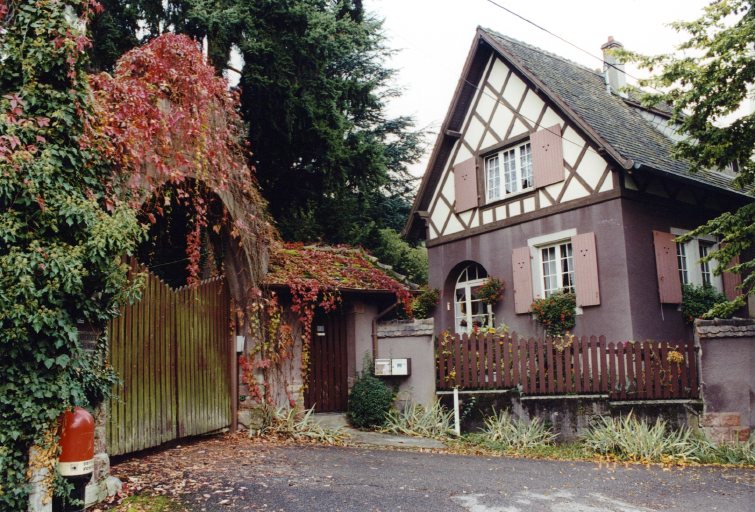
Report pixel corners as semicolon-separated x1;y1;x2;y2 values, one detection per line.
376;318;436;407
695;318;754;443
438;392;701;441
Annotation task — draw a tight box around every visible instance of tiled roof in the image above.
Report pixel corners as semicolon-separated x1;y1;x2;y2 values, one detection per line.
264;243;412;293
482;28;747;196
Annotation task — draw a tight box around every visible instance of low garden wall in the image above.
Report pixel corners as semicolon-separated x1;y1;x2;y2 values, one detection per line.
376;318;436;408
438;392;701;441
695;318;754;443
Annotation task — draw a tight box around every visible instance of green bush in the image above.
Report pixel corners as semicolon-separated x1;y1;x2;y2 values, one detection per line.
411;288;439;319
531;290;576;336
363;227;428;285
681;284;728;323
347;370;394;429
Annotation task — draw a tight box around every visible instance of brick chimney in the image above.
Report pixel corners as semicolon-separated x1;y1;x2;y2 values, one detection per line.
601;36;626;97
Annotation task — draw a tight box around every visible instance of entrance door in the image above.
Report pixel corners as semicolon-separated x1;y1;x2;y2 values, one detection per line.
305;312;349;412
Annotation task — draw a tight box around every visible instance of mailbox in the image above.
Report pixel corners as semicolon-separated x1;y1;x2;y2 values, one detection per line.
374;358;392;376
373;358;411;377
391;358;410;376
54;407;94;512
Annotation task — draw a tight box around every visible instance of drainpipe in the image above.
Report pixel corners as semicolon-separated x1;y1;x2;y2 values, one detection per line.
371;301;400;360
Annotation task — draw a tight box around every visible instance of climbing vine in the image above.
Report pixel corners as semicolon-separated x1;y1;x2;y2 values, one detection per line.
239;244;413;406
0;1;142;509
87;32;273;286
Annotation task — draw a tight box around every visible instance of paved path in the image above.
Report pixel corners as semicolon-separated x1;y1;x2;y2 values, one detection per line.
112;435;754;512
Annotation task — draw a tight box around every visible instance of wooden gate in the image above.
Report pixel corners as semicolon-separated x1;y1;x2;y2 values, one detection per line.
107;268;232;456
305;312;349;412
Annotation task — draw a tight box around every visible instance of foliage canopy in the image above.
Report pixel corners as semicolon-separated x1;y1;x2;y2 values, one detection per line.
619;0;754;315
87;0;426;252
0;1;142;509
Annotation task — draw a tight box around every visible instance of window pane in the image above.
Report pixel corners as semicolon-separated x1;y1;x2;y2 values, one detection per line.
486;155;500;201
454;263;489;334
676;242;689;285
699;241;712;287
519;143;533;190
541;246;558;296
559;242;575;293
503;148;518;194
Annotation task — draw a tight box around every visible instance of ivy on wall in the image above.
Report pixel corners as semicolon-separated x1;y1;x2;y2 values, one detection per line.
239;244;413;406
0;1;142;509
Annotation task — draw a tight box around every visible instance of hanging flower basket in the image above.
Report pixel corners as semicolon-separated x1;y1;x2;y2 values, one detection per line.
478;277;505;306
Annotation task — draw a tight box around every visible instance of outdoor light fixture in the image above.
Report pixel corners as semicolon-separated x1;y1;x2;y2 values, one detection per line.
316;325;326;337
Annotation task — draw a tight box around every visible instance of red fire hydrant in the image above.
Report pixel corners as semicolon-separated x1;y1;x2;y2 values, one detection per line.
53;407;94;512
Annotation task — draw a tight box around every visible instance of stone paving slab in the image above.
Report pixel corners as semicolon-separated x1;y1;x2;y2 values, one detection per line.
342;427;446;449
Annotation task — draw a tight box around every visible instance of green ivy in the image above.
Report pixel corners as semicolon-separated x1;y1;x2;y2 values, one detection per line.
681;284;729;324
0;2;142;510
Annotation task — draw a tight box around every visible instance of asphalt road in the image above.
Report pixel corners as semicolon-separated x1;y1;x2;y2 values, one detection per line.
113;436;754;512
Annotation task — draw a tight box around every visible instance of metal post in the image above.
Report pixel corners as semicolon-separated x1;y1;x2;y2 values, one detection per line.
453;387;461;436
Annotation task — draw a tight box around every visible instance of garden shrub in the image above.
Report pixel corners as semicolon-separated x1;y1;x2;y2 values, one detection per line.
584;413;697;463
411;288;439;319
477;409;556;450
531;290;576;336
681;284;728;323
347;364;394;429
382;401;454;438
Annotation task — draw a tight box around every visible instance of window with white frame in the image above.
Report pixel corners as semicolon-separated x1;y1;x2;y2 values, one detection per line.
453;263;493;334
526;229;580;303
673;229;722;291
540;241;575;297
485;141;533;201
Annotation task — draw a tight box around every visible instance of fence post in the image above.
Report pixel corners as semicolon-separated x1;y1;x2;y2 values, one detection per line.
453;387;461;436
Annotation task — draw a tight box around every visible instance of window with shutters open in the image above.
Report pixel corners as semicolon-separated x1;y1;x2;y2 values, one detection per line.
485;142;533;201
481;125;564;206
512;229;600;314
670;228;722;293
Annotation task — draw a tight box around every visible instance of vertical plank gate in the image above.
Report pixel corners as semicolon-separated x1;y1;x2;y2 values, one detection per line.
305;312;349;412
107;268;231;456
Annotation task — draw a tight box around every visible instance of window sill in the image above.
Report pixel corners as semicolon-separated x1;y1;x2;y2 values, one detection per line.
483;188;536;208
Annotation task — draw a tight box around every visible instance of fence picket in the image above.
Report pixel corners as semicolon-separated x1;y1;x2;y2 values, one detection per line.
518;337;527;393
546;338;555;394
537;337;546;394
526;338;536;394
598;336;608;393
494;335;502;387
432;333;697;400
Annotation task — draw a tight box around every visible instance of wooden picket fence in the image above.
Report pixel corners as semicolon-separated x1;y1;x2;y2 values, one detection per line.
107;266;233;456
436;333;699;400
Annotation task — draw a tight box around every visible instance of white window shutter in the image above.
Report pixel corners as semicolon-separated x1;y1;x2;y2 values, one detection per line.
453;158;478;212
532;125;565;188
512;246;534;314
572;232;600;306
652;231;682;304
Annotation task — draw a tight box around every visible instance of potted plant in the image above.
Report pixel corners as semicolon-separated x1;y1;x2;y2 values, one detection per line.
477;277;505;306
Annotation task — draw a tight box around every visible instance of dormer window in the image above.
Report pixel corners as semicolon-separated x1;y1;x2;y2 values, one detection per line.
485;141;533;201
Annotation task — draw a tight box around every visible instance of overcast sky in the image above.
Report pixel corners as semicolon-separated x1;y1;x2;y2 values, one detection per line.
366;0;711;177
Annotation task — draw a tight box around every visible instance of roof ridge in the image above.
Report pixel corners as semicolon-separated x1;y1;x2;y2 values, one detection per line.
480;27;603;78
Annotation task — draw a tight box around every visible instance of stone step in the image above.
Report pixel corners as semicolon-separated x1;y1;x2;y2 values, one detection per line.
311;413;350;429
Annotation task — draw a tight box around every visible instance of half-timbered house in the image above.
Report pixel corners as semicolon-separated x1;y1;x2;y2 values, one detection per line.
404;28;752;342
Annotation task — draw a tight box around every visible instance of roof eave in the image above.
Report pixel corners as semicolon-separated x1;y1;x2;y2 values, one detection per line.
403;31;492;239
404;28;639;240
